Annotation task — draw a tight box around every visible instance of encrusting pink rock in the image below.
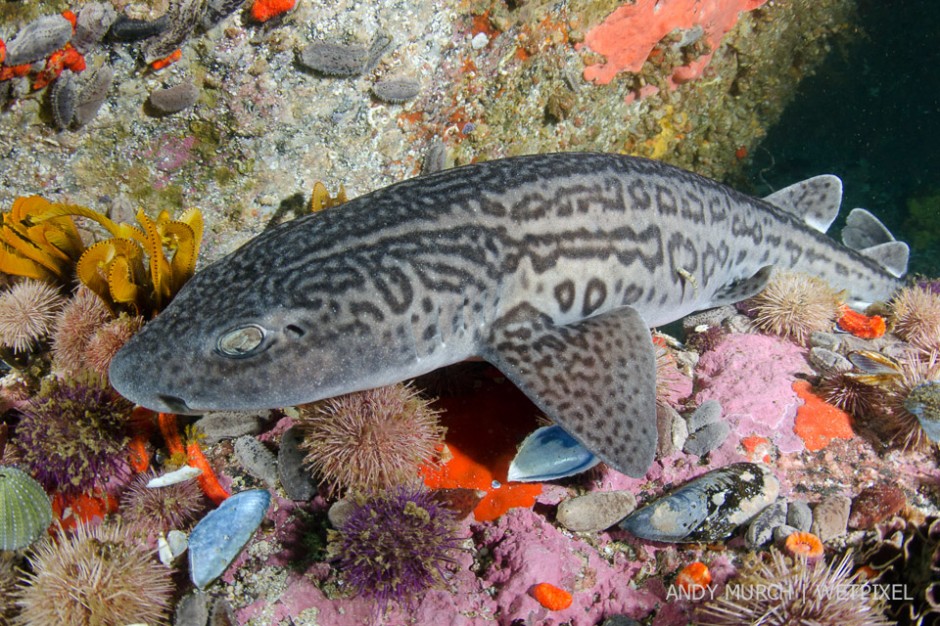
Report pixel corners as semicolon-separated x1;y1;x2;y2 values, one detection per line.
694;333;812;454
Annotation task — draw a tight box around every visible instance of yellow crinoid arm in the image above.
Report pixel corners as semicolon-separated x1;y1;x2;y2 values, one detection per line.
177;207;203;259
160;221;197;291
0;245;56;281
107;255;141;307
0;220;67;278
37;202;146;243
136;209;172;309
76;239;146;311
310;182;347;213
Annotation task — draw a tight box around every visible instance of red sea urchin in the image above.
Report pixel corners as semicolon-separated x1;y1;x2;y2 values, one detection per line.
14;521;174;626
697;548;891;625
327;487;463;612
14;377;132;494
297;383;445;496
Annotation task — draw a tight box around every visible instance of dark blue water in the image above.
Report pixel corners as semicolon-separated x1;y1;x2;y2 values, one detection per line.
747;0;940;276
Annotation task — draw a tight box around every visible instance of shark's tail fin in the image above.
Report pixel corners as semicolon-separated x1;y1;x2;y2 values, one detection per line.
842;208;909;278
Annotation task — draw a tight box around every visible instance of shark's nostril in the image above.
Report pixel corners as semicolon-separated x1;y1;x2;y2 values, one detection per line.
157;394;191;414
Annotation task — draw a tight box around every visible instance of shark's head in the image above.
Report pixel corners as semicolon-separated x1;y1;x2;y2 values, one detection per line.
109;220;419;414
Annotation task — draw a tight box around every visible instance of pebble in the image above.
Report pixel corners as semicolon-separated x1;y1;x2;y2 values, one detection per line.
422;138;447;174
556;490;637;533
471;32;489;49
195;411;266;445
772;523;801;546
786;500;813;532
188;489;270;589
298;42;369;77
685;399;722;432
174;591;209;626
745;498;787;548
327;498;355;528
682;306;735;334
234;436;278;488
107;15;170;42
5;15;74;66
682;421;730;457
73;2;117;53
209;598;237;626
149;81;200;114
277;426;317;500
50;72;77;131
619;463;779;542
372;76;421;103
808;347;853;374
810;494;851;541
809;331;842;351
72;63;114;127
656;404;687;458
848;483;906;530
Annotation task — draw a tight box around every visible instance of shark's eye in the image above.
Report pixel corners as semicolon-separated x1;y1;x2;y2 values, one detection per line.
217;325;266;357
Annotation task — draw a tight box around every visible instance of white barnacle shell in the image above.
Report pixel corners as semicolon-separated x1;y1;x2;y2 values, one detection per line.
0;466;53;551
188;489;270;589
147;464;203;488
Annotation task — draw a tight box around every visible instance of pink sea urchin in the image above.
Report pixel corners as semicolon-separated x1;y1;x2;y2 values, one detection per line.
297;383;445;496
327;487;463;612
14;522;174;626
0;280;65;353
697;548;891;625
747;270;842;344
51;286;112;377
14;377;132;494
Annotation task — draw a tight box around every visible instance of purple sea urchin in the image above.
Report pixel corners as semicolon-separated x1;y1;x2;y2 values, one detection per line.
14;377;132;494
697;548;891;625
14;521;174;626
297;383;445;496
0;280;66;353
327;487;462;612
120;469;205;536
747;270;842;344
891;285;940;353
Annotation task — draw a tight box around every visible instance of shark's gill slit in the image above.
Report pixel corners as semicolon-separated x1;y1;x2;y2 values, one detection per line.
285;324;306;338
157;394;191;413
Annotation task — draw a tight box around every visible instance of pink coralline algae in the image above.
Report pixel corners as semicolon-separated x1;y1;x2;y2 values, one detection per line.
477;507;658;625
581;0;768;86
694;333;812;454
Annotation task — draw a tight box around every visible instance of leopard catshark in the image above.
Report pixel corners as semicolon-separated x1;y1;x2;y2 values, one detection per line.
109;153;909;478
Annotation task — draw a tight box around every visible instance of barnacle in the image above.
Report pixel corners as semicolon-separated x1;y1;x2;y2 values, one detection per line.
0;196;203;317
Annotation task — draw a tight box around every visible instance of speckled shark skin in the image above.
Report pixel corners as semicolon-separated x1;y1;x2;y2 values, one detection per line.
109;153;908;478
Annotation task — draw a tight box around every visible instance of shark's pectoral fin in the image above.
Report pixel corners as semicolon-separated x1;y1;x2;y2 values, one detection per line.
479;305;657;478
709;265;774;307
763;175;842;233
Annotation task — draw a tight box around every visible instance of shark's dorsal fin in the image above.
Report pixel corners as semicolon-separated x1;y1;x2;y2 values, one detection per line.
479;304;656;478
762;175;842;233
842;208;909;277
710;265;774;307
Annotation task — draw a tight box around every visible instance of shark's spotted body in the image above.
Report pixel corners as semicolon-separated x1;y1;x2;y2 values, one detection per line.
110;153;908;477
